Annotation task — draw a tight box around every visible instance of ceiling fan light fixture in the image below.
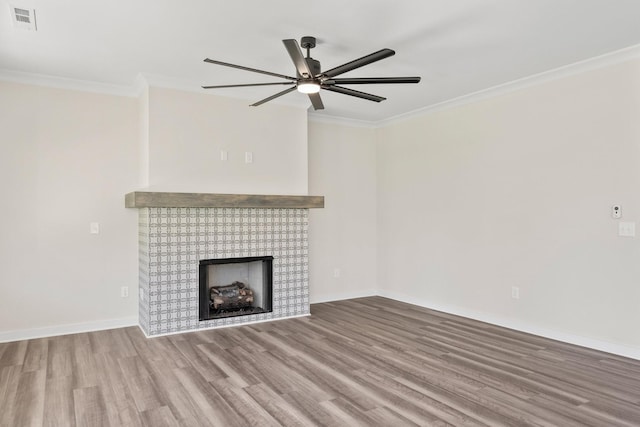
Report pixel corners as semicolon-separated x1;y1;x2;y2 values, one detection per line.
297;81;320;94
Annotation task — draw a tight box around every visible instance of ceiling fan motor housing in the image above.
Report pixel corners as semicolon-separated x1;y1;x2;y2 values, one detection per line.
305;58;321;77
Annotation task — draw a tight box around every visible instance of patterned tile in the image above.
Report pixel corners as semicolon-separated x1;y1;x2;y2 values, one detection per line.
138;207;309;336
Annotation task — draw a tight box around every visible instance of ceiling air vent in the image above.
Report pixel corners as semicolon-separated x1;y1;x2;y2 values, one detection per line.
10;5;37;31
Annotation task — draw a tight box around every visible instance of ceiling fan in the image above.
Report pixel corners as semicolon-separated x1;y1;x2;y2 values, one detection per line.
202;36;421;110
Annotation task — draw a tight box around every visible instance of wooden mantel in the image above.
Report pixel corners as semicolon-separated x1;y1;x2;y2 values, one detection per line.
125;192;324;209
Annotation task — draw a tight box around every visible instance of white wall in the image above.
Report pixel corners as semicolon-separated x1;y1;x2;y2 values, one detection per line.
145;87;308;195
377;58;640;356
0;80;312;341
139;85;150;187
308;121;378;303
0;81;140;339
3;54;639;361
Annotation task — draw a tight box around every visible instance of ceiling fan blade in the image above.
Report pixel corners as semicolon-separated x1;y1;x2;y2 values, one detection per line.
308;92;324;110
204;58;296;81
250;86;297;107
322;49;395;78
324;77;421;85
202;82;295;89
322;85;386;102
282;39;313;78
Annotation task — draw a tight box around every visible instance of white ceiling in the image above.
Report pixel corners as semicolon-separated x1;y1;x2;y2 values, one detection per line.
2;0;640;122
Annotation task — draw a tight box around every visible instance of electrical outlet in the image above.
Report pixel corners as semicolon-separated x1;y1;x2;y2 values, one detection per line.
511;286;520;299
612;205;622;219
333;268;341;278
121;286;129;298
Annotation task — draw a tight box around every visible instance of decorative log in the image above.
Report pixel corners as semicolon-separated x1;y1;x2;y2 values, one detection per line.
210;281;254;311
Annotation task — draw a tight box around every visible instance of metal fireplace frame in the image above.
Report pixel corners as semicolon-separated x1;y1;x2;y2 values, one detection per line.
198;255;274;321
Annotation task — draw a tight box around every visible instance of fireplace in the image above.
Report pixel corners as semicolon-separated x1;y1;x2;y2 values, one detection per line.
199;256;273;320
127;192;323;336
136;206;312;335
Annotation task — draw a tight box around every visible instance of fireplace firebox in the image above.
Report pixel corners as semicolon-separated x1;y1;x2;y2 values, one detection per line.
199;256;273;321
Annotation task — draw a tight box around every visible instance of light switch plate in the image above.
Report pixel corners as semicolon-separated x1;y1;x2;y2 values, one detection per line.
245;152;253;163
90;222;100;234
619;221;635;237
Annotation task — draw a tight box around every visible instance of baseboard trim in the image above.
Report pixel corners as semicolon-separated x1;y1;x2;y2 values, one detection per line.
0;317;139;343
377;290;640;361
3;292;638;361
310;289;378;304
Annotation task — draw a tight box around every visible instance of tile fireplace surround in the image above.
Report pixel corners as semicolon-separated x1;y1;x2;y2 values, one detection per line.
126;192;324;337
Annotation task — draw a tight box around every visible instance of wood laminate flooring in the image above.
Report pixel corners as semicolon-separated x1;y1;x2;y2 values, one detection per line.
1;297;639;426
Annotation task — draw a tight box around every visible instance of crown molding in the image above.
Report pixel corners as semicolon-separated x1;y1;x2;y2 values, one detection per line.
0;68;139;97
2;43;640;123
133;72;149;96
307;112;378;129
378;43;640;128
138;73;309;110
138;72;206;95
